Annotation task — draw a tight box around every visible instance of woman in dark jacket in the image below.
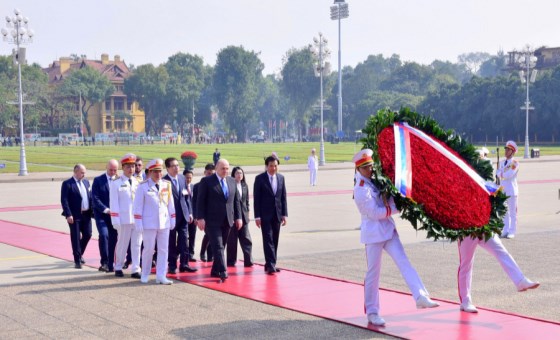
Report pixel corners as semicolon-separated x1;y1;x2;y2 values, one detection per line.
226;166;253;267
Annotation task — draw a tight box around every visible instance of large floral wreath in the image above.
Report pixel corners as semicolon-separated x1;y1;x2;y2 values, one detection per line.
361;108;507;242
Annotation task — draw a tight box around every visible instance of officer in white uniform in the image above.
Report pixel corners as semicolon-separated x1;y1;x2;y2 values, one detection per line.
133;159;176;284
307;148;318;186
497;140;519;238
110;153;142;278
352;149;439;327
457;233;540;313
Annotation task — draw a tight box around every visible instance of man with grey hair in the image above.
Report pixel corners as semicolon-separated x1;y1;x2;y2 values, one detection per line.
61;164;93;269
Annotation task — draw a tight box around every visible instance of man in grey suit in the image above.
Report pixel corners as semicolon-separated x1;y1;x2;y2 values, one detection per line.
196;159;242;281
164;157;196;274
253;155;288;275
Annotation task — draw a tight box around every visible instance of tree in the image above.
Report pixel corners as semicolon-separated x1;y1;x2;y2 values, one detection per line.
479;50;508;78
164;53;207;134
124;64;169;134
458;52;492;75
280;47;319;137
213;46;264;140
58;66;114;136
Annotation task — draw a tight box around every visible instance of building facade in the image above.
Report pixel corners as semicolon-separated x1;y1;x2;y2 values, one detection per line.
43;54;145;135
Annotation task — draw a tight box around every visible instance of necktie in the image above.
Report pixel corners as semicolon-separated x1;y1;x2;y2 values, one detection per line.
155;183;160;191
172;178;178;188
128;178;132;186
221;178;228;199
270;176;277;194
504;160;508;167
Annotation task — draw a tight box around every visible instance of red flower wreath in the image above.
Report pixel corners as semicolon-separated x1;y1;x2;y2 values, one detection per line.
361;108;507;242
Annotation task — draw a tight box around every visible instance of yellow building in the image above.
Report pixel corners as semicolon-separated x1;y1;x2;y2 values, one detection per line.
43;53;145;135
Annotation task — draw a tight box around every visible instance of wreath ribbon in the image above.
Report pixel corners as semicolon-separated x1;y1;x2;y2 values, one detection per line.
393;122;499;197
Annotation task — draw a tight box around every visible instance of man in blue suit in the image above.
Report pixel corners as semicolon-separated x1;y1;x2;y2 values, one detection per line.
196;159;242;281
61;164;93;269
164;157;197;273
92;159;119;272
253;155;288;275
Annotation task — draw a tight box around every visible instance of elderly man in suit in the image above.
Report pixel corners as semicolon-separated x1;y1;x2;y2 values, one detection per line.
61;164;93;269
253;155;288;275
92;159;119;272
196;159;242;281
164;157;196;274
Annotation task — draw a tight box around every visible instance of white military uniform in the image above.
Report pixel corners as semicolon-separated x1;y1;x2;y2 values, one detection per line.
497;157;519;236
353;172;430;315
110;175;142;274
307;154;318;186
133;178;176;281
457;235;526;308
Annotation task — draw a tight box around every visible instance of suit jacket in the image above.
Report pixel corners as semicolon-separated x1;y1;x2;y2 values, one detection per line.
238;182;250;225
196;174;241;227
253;172;288;223
92;174;112;220
163;174;190;225
61;177;92;219
192;182;200;219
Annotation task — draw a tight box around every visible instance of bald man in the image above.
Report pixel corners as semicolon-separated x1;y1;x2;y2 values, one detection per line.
93;159;119;272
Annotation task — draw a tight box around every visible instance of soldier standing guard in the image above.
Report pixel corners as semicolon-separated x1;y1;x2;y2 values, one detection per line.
497;140;519;239
133;159;176;284
110;153;142;278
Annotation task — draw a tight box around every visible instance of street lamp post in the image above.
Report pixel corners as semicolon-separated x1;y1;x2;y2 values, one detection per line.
311;33;330;166
518;49;537;159
2;9;34;176
330;0;349;139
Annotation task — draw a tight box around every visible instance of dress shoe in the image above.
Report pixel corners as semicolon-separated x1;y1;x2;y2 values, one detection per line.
188;257;197;262
266;267;276;275
219;271;228;281
74;263;82;269
122;261;131;269
506;234;515;239
131;272;141;279
107;268;114;273
227;263;236;267
98;264;109;272
140;276;149;284
244;263;254;268
275;267;281;272
156;278;173;285
168;268;177;275
210;271;220;278
416;295;440;309
114;270;124;277
460;302;478;313
200;256;207;262
367;314;386;326
517;278;540;292
80;257;86;264
179;265;197;273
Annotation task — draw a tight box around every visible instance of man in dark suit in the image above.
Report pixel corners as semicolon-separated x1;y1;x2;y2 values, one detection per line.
61;164;93;269
164;157;196;273
196;159;242;281
193;163;215;262
253;155;288;275
92;159;119;272
183;169;197;262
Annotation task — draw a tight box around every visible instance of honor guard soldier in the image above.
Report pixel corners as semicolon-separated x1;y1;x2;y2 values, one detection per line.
497;140;519;238
352;149;439;327
133;159;176;284
110;153;142;278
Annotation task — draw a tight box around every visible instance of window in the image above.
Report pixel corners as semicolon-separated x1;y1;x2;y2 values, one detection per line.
114;97;124;111
105;98;111;111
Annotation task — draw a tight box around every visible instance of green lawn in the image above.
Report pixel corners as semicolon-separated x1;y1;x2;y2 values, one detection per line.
0;142;558;173
0;142;364;172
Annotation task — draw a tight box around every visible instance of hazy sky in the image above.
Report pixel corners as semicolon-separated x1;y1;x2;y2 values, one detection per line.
1;1;558;74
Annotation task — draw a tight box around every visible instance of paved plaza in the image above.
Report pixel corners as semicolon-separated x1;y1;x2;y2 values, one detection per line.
0;157;558;339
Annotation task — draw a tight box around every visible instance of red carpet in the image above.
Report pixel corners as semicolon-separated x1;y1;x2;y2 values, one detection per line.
1;219;559;339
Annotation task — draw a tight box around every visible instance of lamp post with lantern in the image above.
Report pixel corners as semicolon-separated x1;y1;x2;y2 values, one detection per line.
330;0;349;139
2;9;34;176
311;33;330;166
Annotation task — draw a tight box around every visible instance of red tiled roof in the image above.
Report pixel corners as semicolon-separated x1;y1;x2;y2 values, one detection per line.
42;56;131;85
